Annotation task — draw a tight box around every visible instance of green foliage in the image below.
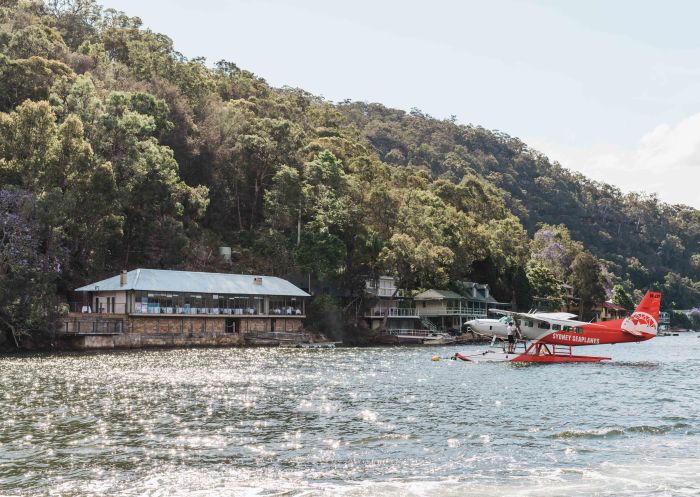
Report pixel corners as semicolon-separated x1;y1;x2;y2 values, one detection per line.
610;284;634;310
670;311;693;330
527;261;564;308
570;252;606;319
0;0;699;342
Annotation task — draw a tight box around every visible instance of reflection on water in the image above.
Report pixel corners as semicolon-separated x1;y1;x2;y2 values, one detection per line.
1;335;700;496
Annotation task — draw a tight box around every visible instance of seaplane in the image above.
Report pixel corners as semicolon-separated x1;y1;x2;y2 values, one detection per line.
454;291;661;363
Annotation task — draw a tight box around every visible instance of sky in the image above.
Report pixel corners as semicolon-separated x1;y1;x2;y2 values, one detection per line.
103;0;700;208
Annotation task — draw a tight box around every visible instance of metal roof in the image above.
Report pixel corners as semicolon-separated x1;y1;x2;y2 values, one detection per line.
414;289;465;301
75;269;310;297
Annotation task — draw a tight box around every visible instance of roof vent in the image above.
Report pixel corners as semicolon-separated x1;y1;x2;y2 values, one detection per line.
253;277;263;285
120;270;128;287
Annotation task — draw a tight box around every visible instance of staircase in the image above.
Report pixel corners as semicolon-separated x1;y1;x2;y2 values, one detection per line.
420;317;439;332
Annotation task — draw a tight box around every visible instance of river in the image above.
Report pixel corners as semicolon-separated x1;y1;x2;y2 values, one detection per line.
1;334;699;496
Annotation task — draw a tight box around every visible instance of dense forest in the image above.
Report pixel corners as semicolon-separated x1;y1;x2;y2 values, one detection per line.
1;0;699;342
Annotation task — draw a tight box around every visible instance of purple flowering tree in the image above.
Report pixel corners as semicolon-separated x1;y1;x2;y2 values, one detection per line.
0;189;64;347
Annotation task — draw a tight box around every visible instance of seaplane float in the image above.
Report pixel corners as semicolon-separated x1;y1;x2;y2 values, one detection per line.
452;291;661;363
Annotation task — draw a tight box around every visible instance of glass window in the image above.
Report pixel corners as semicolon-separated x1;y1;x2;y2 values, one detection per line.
563;326;573;332
574;327;583;333
552;324;561;331
537;321;551;329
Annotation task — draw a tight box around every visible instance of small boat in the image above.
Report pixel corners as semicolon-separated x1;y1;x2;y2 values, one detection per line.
421;333;456;345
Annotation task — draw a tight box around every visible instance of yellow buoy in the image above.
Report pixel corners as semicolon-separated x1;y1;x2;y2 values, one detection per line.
431;356;440;362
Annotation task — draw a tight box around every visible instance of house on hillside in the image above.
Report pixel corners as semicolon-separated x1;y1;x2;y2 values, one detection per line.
597;301;630;321
61;268;309;349
364;276;420;335
414;284;509;333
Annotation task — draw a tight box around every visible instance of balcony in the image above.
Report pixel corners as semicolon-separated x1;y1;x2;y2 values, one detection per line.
365;307;419;318
68;302;305;318
416;306;488;318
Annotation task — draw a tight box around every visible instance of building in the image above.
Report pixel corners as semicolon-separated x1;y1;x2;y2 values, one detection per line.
414;283;509;333
364;276;420;335
61;268;309;349
598;301;630;321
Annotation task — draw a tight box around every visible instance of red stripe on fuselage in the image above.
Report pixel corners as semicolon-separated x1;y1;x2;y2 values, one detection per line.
539;323;655;346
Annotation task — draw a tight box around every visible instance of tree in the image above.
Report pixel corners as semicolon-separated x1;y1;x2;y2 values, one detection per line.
0;190;64;346
610;284;634;310
482;216;530;307
570;252;606;319
526;261;563;309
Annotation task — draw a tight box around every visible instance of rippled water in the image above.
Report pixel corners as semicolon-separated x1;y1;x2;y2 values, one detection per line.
2;334;700;496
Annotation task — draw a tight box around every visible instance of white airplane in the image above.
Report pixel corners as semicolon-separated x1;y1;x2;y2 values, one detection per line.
456;292;661;363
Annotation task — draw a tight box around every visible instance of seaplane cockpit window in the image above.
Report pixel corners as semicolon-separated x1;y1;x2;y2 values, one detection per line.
523;320;534;327
498;316;510;324
537;321;551;330
552;324;562;331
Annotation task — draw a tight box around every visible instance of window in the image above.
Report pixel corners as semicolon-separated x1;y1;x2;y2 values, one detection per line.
537;321;551;329
225;318;236;333
552;324;561;331
574;327;583;333
563;326;573;332
523;320;534;328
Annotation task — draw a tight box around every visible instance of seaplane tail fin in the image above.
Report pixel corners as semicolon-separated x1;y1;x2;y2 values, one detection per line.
621;291;662;337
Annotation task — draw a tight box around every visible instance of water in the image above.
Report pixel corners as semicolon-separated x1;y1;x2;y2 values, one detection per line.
1;335;700;496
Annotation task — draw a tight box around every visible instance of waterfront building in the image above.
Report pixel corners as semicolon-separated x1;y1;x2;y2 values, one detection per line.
414;283;509;333
598;301;630;321
364;276;420;336
61;269;309;349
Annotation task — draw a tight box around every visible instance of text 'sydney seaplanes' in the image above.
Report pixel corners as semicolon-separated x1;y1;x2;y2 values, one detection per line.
454;291;661;363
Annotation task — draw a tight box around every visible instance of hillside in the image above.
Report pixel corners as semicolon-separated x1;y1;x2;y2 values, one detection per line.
0;0;698;340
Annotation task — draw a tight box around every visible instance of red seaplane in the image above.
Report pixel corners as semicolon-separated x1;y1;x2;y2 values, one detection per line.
455;291;661;363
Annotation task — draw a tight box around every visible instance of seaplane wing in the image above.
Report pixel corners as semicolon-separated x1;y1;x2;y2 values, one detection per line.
488;309;578;321
487;309;554;324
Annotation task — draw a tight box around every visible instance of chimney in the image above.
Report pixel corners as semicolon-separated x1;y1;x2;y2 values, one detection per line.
120;270;128;286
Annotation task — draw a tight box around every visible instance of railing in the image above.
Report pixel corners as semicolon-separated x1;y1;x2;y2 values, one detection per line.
365;287;405;297
68;302;128;314
69;302;304;317
417;307;488;317
420;317;439;332
133;304;265;316
366;307;418;317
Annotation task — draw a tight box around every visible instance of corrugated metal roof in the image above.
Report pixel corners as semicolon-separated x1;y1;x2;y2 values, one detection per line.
414;289;465;301
75;269;310;297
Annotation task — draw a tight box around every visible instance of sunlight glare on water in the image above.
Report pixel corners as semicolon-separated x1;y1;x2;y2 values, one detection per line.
1;335;700;496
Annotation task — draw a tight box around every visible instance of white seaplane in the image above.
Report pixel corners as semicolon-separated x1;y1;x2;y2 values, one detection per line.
454;291;661;363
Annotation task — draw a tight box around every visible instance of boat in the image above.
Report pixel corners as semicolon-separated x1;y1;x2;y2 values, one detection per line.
420;333;456;345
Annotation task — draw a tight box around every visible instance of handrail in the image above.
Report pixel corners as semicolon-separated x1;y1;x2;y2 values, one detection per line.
417;307;489;317
366;307;418;317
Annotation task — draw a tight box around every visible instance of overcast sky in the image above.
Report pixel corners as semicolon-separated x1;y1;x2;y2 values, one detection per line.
103;0;700;208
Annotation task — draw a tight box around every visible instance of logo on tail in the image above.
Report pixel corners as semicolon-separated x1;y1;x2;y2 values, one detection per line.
621;291;661;336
